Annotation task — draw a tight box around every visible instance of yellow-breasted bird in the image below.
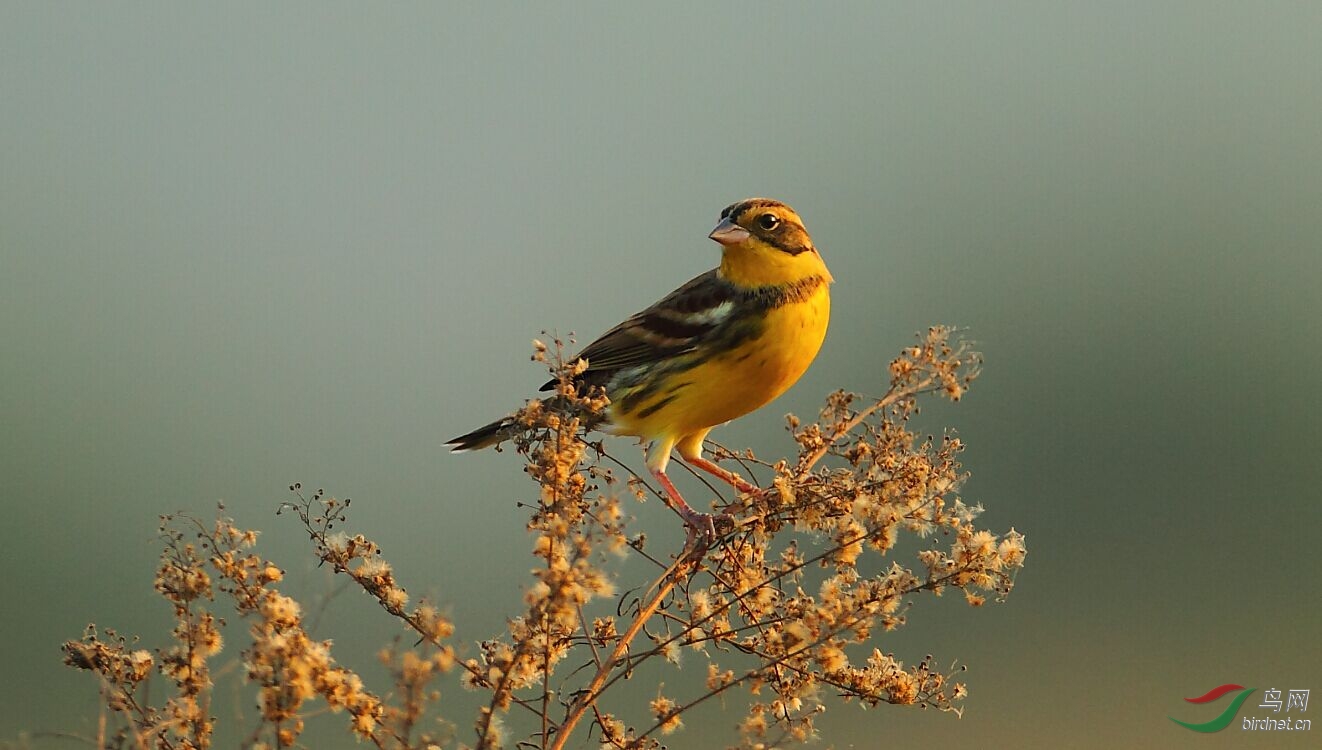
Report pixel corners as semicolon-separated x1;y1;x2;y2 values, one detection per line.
447;198;831;533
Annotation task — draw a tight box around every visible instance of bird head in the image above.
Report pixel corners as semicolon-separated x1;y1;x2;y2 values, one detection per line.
709;198;832;287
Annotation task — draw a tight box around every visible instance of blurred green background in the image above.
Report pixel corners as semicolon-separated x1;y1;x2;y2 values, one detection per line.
3;3;1319;748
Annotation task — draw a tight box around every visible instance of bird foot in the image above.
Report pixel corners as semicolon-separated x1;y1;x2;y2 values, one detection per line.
679;509;735;549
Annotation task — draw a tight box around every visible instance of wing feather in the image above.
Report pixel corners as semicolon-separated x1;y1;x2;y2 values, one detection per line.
540;270;736;390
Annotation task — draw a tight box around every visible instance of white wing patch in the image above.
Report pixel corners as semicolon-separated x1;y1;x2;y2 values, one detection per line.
687;300;734;325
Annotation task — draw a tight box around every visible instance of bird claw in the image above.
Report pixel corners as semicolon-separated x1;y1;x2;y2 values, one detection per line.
680;510;735;550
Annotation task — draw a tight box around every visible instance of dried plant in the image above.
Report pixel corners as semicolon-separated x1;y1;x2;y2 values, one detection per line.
62;325;1025;749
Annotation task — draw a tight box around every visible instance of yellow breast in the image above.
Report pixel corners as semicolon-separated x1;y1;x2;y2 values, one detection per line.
610;284;830;440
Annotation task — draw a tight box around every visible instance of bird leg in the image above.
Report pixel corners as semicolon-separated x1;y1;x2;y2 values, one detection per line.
681;455;762;496
673;432;762;497
650;468;721;540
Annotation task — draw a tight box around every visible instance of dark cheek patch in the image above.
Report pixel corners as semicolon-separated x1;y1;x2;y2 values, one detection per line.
770;234;813;255
760;225;812;255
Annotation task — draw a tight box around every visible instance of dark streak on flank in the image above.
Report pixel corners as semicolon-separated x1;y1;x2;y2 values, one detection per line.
615;354;706;414
635;394;678;420
665;381;694;395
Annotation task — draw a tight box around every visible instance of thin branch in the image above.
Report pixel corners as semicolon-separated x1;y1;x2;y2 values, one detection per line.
548;542;699;750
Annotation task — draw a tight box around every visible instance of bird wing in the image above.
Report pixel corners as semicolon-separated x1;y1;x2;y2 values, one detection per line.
540;269;736;390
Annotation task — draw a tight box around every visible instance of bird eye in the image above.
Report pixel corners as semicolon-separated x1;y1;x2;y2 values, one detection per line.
757;213;780;231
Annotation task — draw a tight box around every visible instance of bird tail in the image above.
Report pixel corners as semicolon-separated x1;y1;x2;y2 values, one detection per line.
446;395;608;453
445;416;520;453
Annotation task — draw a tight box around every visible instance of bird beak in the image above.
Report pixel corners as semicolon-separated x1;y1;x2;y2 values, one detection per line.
708;217;751;245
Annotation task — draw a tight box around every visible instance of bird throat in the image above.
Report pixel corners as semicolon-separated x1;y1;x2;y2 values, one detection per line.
718;242;833;288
